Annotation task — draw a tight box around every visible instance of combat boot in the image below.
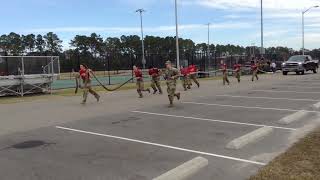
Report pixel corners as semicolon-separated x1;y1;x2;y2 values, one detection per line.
175;93;181;100
153;89;158;94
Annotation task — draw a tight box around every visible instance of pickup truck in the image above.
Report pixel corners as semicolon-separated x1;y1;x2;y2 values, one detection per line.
281;55;319;75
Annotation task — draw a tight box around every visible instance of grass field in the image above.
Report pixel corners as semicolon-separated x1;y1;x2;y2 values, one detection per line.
250;127;320;180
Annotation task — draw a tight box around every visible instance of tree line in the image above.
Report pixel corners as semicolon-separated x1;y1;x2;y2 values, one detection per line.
1;32;320;68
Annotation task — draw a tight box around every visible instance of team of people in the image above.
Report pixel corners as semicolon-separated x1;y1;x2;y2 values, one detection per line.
78;57;264;107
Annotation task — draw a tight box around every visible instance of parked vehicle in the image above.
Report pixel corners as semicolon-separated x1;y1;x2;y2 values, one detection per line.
281;55;319;75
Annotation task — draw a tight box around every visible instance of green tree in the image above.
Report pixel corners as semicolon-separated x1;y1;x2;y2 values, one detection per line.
35;34;45;53
22;34;36;53
44;32;62;54
7;32;23;55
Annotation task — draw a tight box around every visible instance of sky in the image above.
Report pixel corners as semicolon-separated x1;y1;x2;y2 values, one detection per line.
1;0;320;50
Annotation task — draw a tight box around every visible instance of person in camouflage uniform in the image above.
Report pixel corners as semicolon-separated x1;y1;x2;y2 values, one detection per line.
164;61;181;107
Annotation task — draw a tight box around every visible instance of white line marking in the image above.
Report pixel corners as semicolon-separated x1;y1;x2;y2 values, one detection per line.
153;157;208;180
216;95;318;102
56;126;266;166
132;111;296;131
253;90;320;94
182;101;312;112
276;85;320;89
226;127;274;150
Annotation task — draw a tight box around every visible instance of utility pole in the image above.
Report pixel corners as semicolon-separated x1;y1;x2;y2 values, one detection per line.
136;9;146;69
175;0;180;69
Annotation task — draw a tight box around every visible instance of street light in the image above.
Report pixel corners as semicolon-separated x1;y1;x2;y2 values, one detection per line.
136;8;146;69
175;0;180;69
206;23;211;71
260;0;264;56
302;5;319;55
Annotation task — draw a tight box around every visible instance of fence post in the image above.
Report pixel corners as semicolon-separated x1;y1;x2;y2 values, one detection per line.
131;54;134;83
21;57;25;97
108;54;111;85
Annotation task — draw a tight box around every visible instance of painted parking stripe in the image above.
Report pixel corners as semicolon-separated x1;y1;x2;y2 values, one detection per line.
56;126;266;166
182;101;319;113
274;85;320;89
216;95;318;102
132;111;296;131
252;90;320;94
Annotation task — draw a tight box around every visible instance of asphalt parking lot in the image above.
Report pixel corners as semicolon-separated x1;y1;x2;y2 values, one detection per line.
1;73;320;180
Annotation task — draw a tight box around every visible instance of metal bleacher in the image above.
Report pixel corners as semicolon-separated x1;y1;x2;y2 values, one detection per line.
0;56;60;97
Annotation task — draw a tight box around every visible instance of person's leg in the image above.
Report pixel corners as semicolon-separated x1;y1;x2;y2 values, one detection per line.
155;79;163;94
136;81;143;98
223;73;226;85
182;77;187;91
252;72;255;81
151;79;157;94
255;71;259;80
167;84;174;106
236;72;240;83
226;74;230;85
192;74;200;87
88;87;100;102
82;87;89;104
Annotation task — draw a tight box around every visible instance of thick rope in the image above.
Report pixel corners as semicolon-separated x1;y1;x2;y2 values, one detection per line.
90;72;134;92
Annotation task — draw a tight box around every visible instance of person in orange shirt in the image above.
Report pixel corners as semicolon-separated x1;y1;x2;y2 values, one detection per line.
180;66;190;91
133;66;150;98
148;66;163;94
79;64;100;104
233;62;242;83
220;60;230;85
188;64;200;88
251;58;259;82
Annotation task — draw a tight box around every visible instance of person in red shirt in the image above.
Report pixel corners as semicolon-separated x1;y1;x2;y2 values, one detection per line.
233;61;242;83
188;64;200;88
148;66;163;94
180;66;191;91
251;58;259;81
78;64;100;104
133;65;150;98
220;60;230;85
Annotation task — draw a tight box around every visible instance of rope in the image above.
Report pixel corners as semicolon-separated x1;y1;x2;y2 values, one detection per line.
90;72;134;92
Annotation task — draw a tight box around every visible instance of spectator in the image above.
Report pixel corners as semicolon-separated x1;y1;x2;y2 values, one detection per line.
271;61;277;73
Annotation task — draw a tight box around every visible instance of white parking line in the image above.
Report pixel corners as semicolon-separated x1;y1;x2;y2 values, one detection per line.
183;101;318;113
56;126;266;166
252;90;320;94
216;95;318;102
274;85;320;89
132;111;297;131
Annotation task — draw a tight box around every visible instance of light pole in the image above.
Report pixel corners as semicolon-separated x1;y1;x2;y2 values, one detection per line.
260;0;264;57
136;9;146;69
206;23;211;71
302;5;319;55
175;0;180;69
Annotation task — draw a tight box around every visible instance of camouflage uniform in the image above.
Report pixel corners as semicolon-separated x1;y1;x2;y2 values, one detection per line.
164;64;181;106
151;76;162;94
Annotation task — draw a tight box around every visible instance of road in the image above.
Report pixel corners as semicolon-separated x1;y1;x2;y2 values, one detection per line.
1;73;320;180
